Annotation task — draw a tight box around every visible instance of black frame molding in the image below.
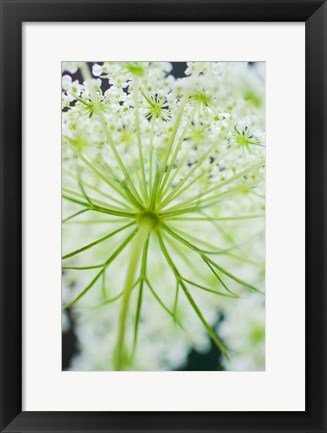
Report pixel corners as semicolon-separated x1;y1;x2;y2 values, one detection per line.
0;1;326;432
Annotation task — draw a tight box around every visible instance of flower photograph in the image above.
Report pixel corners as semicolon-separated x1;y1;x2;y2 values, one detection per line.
62;61;265;371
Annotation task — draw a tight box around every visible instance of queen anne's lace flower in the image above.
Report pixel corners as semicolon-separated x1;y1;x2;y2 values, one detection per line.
62;61;265;371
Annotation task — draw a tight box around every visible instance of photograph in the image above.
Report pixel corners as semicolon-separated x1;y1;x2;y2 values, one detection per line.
61;61;266;372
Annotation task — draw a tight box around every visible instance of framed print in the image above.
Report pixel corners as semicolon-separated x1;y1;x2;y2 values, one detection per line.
0;0;326;432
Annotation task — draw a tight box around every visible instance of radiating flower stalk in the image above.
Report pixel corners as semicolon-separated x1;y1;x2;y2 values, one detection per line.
62;61;265;371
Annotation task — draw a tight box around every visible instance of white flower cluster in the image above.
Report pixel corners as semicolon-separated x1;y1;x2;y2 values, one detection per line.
62;61;265;371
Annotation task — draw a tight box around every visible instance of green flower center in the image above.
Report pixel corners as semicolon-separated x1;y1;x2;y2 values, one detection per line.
138;210;160;228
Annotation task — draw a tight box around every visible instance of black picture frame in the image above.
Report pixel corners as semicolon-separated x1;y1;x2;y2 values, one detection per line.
0;1;326;432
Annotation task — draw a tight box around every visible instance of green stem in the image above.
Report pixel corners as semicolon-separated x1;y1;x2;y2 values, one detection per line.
64;230;136;308
79;63;143;204
148;116;156;197
114;218;154;370
62;194;136;218
166;214;265;221
64;218;129;224
75;176;135;209
146;278;185;331
162;160;263;214
162;223;261;294
160;141;232;207
162;146;236;207
157;231;228;357
158;103;199;200
62;222;134;260
134;77;149;203
149;97;187;209
131;237;150;359
159;148;191;200
62;187;133;214
62;209;88;223
165;224;258;266
65;143;132;205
